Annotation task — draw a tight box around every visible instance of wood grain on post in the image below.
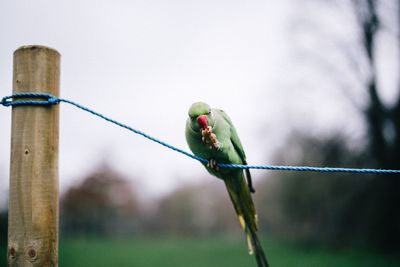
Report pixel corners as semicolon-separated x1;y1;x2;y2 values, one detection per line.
8;46;60;267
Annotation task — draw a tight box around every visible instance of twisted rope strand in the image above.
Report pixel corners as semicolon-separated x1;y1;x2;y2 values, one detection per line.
2;93;400;174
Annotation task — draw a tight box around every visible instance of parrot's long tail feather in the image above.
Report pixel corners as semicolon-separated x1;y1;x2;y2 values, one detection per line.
244;212;270;267
224;177;270;267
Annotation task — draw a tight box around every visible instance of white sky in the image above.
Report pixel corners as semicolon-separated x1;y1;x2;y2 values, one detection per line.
0;0;398;204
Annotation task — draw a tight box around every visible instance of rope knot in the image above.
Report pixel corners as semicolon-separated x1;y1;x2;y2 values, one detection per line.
48;96;60;104
1;92;60;106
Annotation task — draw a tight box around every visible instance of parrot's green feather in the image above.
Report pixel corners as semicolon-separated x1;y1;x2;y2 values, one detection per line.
218;109;247;163
185;102;269;267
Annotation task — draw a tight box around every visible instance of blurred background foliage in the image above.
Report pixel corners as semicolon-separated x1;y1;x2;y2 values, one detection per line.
1;0;400;266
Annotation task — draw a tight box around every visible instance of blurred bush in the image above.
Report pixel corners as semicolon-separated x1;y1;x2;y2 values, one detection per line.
61;164;140;237
147;181;239;236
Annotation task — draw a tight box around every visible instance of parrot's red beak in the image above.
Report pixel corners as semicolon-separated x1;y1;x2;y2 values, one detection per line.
197;115;208;129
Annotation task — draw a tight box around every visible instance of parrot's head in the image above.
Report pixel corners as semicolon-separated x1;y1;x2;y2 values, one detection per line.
188;102;215;132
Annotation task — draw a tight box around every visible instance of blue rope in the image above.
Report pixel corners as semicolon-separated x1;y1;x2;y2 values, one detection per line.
2;92;400;175
1;92;60;106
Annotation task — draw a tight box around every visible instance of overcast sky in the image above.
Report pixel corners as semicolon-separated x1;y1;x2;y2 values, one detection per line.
0;0;398;204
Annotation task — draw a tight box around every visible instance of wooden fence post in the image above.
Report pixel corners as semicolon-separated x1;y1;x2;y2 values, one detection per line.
8;45;60;267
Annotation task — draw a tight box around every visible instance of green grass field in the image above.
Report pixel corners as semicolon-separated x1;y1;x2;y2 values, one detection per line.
59;237;399;267
2;237;399;267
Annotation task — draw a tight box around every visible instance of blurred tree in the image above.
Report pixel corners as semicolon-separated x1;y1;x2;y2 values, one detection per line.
61;163;140;237
346;0;400;251
0;210;6;241
260;0;400;252
0;210;7;266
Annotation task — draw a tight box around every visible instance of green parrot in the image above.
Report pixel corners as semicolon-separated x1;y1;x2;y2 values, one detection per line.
185;102;269;267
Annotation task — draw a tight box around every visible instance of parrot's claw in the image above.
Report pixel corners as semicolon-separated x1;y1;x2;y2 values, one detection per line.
207;158;219;171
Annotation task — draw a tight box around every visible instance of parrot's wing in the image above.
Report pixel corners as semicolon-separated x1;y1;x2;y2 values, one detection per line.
217;109;247;164
217;109;255;193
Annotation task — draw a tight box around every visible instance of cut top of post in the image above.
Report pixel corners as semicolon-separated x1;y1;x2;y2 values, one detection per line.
15;45;61;56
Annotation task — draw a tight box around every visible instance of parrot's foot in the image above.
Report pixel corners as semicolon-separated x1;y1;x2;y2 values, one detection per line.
207;158;219;171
